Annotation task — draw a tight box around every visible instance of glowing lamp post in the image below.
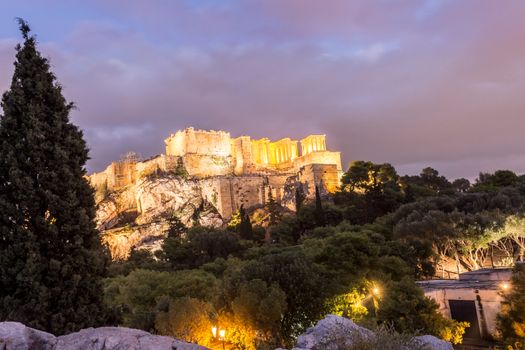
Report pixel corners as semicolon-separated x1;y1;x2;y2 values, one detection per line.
211;326;226;350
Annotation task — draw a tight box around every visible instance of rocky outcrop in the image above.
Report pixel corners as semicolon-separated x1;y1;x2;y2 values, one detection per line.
0;322;209;350
96;174;224;259
0;322;56;350
282;315;453;350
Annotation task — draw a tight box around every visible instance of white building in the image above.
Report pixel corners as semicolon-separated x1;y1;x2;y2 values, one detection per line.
417;268;512;342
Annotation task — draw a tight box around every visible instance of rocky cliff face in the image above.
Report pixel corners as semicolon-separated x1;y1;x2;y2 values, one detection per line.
0;322;209;350
97;174;225;260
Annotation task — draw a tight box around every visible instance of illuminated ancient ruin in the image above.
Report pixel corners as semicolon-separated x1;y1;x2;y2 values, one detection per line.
89;127;343;219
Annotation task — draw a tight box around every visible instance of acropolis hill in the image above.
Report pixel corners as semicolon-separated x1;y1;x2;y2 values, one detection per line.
89;127;343;258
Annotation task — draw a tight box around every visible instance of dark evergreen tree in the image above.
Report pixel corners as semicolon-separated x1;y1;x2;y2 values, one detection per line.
239;205;253;240
314;185;326;227
294;186;306;211
266;188;281;226
0;20;107;334
166;214;186;239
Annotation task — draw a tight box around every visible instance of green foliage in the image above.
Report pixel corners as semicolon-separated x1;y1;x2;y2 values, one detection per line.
166;215;186;238
472;170;519;192
239;205;254;240
231;279;287;342
107;248;159;277
0;20;107;334
266;189;281;226
337;161;403;224
104;269;218;331
295;186;306;211
376;277;465;343
158;226;244;269
315;185;326;227
155;297;215;346
327;288;368;321
173;157;189;177
400;167;455;201
229;249;330;345
497;264;525;347
228;209;242;230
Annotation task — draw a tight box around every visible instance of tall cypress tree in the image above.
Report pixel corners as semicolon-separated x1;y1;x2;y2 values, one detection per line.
314;185;326;227
238;205;253;240
0;20;107;334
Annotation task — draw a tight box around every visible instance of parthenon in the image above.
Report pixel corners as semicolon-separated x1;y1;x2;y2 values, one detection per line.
164;128;341;176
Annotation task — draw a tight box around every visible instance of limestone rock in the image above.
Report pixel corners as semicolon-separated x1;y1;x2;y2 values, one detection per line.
96;174;225;259
96;189;137;231
134;176;204;226
414;335;453;350
294;314;373;350
0;322;56;350
54;327;208;350
0;323;210;350
286;315;453;350
101;221;169;260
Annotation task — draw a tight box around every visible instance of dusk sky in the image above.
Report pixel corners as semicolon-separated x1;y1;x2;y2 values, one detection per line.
1;0;525;180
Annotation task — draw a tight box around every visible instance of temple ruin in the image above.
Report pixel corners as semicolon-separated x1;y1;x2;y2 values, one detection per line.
89;127;343;219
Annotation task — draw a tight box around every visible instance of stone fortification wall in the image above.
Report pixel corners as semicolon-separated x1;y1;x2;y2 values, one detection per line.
135;154;178;178
298;164;341;196
165;127;232;157
293;150;342;172
106;160;137;189
89;171;108;191
182;154;233;177
200;174;293;219
232;136;256;175
89;154;181;193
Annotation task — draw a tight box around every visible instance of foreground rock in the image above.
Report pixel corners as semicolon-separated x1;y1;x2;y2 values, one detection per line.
282;315;453;350
0;322;209;350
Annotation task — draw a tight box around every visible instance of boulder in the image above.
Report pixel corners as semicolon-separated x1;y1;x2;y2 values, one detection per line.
293;314;373;350
0;322;56;350
414;335;453;350
285;315;454;350
54;327;207;350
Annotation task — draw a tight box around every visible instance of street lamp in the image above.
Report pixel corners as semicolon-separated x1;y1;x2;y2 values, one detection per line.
211;326;226;350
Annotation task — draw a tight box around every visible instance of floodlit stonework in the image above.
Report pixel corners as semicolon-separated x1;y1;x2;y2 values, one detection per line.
163;127;342;177
89;127;343;220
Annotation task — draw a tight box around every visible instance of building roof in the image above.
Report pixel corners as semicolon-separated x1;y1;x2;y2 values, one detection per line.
417;268;512;291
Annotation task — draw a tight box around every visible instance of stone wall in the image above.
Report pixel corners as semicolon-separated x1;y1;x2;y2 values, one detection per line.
293;150;342;172
165;127;232;157
182;154;233;177
298;164;341;196
200;174;293;219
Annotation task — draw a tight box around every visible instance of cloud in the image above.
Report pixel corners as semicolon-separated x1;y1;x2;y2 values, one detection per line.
354;42;399;63
1;1;525;180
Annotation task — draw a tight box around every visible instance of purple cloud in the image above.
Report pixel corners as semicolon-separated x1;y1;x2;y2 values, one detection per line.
1;1;525;180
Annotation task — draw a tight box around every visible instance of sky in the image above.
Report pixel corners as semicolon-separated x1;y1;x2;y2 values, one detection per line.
1;0;525;180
